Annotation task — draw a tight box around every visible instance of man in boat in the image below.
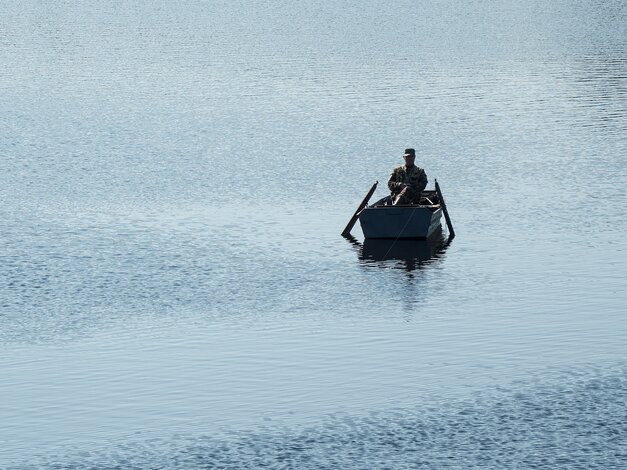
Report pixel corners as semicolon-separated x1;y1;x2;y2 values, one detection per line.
388;148;428;205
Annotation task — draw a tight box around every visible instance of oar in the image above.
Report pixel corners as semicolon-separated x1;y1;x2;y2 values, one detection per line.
341;181;378;237
435;179;455;240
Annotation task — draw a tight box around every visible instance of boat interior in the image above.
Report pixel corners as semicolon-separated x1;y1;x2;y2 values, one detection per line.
370;190;441;208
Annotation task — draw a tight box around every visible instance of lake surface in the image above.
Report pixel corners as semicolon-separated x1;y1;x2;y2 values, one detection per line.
1;1;626;468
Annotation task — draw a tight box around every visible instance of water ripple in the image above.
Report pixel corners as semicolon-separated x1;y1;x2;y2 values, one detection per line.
13;366;627;469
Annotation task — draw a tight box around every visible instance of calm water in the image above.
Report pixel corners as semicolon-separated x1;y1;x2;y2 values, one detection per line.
1;1;626;468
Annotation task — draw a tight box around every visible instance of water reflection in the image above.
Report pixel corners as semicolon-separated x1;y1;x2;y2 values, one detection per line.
348;229;450;272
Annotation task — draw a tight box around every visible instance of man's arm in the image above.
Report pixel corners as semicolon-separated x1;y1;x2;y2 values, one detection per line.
387;168;404;193
416;169;427;193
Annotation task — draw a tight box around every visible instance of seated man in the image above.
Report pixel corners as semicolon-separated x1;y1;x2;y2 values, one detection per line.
387;148;428;205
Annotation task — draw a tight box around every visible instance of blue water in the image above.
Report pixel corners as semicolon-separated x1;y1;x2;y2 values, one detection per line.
1;1;626;468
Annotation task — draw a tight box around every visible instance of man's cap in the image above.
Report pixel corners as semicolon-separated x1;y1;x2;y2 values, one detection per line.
403;148;415;157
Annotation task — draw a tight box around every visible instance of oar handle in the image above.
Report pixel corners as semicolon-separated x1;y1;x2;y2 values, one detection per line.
435;179;455;240
341;181;378;237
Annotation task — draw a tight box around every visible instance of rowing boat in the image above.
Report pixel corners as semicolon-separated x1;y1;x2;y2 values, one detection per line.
358;189;443;239
342;180;454;240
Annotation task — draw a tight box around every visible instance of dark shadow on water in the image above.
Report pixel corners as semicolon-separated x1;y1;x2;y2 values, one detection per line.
345;228;451;273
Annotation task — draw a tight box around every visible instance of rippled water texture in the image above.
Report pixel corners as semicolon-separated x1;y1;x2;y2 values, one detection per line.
1;0;626;468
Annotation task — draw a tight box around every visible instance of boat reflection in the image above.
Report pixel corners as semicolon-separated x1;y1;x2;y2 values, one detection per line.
351;229;449;272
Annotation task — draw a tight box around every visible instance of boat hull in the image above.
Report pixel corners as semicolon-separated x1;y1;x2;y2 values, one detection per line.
358;206;442;239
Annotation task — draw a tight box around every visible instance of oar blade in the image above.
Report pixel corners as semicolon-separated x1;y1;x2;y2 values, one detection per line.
341;181;378;237
435;179;455;240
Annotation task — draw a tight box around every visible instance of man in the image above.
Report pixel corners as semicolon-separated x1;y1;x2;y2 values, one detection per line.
387;148;428;205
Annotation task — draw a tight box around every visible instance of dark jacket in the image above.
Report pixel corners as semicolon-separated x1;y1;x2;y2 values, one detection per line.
387;165;428;197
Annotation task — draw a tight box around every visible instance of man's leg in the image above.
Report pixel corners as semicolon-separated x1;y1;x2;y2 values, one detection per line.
393;188;422;205
393;187;413;205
